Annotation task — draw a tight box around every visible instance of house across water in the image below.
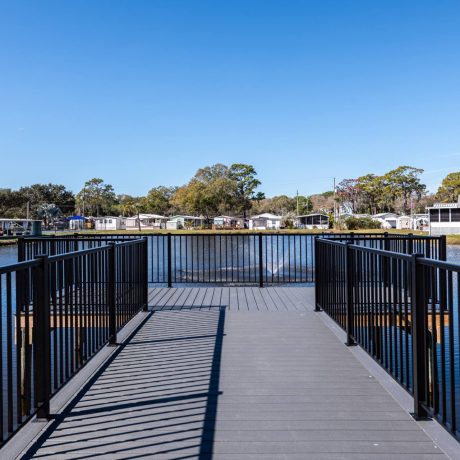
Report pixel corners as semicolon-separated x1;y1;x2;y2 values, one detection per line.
0;218;42;236
427;197;460;235
212;215;247;229
124;213;167;230
166;215;205;230
249;213;282;230
296;213;329;229
95;216;124;231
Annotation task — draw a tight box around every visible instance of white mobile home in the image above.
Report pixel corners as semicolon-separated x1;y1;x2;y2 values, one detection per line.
95;216;124;231
212;216;247;229
427;199;460;235
371;213;398;229
249;213;282;230
124;214;167;230
0;219;42;236
166;215;205;230
396;216;413;230
68;216;87;231
296;213;329;230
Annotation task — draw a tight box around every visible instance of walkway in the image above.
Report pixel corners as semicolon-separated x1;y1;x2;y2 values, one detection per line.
20;287;446;459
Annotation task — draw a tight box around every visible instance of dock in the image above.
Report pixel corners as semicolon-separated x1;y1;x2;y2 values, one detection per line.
15;287;449;459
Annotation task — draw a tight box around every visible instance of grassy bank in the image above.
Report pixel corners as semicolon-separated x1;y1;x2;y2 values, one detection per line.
51;228;427;236
3;229;460;245
0;238;18;246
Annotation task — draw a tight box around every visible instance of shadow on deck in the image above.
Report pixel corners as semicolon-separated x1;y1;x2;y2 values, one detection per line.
15;287;450;460
21;307;226;459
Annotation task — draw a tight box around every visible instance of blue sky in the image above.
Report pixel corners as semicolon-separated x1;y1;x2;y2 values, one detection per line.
1;1;459;197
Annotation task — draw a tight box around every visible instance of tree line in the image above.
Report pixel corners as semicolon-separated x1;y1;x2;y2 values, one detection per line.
1;165;459;221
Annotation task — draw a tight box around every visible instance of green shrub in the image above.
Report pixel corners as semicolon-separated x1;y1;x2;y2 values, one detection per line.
345;216;382;230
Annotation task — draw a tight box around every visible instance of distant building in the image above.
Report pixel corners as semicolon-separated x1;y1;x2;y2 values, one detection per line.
249;213;282;230
427;198;460;235
0;219;42;236
371;212;398;229
396;216;413;230
166;215;205;230
213;216;247;229
296;213;329;230
125;214;167;230
95;216;124;231
68;216;87;231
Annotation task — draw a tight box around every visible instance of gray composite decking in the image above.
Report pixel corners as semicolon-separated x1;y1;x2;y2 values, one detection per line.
21;287;446;459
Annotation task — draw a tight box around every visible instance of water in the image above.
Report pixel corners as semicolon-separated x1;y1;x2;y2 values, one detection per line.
1;241;460;438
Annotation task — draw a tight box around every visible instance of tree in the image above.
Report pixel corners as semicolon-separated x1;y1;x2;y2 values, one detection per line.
297;195;313;214
228;164;261;217
76;178;116;217
36;203;63;226
0;184;75;218
355;174;382;214
252;192;266;204
142;186;176;215
383;166;426;214
436;172;460;202
336;179;360;212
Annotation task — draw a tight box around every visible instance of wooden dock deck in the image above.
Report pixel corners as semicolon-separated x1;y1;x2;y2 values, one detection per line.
18;287;448;459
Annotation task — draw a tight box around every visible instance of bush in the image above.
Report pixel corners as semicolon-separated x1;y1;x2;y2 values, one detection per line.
345;217;382;230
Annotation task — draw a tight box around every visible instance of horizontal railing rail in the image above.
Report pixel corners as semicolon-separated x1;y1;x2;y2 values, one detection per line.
315;238;459;440
0;238;148;446
21;232;445;286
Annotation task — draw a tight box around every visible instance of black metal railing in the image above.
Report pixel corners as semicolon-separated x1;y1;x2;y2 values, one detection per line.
315;238;459;440
0;238;147;445
21;232;444;286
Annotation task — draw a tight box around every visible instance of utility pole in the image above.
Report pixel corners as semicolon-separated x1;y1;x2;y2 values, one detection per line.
296;190;299;216
26;201;30;220
333;177;337;220
82;187;86;217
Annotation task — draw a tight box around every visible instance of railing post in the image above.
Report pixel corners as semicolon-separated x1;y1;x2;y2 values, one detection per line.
142;237;149;311
167;233;172;288
411;253;429;419
17;236;25;262
258;233;263;288
35;254;51;420
439;235;447;261
345;242;356;346
407;233;414;255
108;243;117;346
314;237;321;311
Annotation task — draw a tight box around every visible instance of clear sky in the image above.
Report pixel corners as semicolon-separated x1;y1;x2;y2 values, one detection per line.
1;1;459;197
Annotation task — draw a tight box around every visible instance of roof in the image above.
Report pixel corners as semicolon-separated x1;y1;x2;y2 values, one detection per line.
168;215;204;220
126;214;166;219
297;213;329;218
251;213;282;220
428;202;460;209
0;218;41;222
372;213;398;219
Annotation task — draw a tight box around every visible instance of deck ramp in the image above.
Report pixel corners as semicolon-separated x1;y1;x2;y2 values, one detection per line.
21;287;446;459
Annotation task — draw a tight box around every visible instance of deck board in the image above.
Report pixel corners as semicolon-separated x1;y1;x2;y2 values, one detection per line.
22;286;447;460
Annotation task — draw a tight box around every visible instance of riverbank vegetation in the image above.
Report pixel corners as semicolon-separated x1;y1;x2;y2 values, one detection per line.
1;163;459;222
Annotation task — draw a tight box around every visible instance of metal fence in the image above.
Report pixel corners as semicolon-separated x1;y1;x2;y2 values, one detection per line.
0;238;147;445
20;232;445;285
315;238;460;440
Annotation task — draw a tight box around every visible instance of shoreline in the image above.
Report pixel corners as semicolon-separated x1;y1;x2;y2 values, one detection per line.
1;230;460;245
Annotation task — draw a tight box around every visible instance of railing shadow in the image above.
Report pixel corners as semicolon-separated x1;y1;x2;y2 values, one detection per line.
20;307;226;459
